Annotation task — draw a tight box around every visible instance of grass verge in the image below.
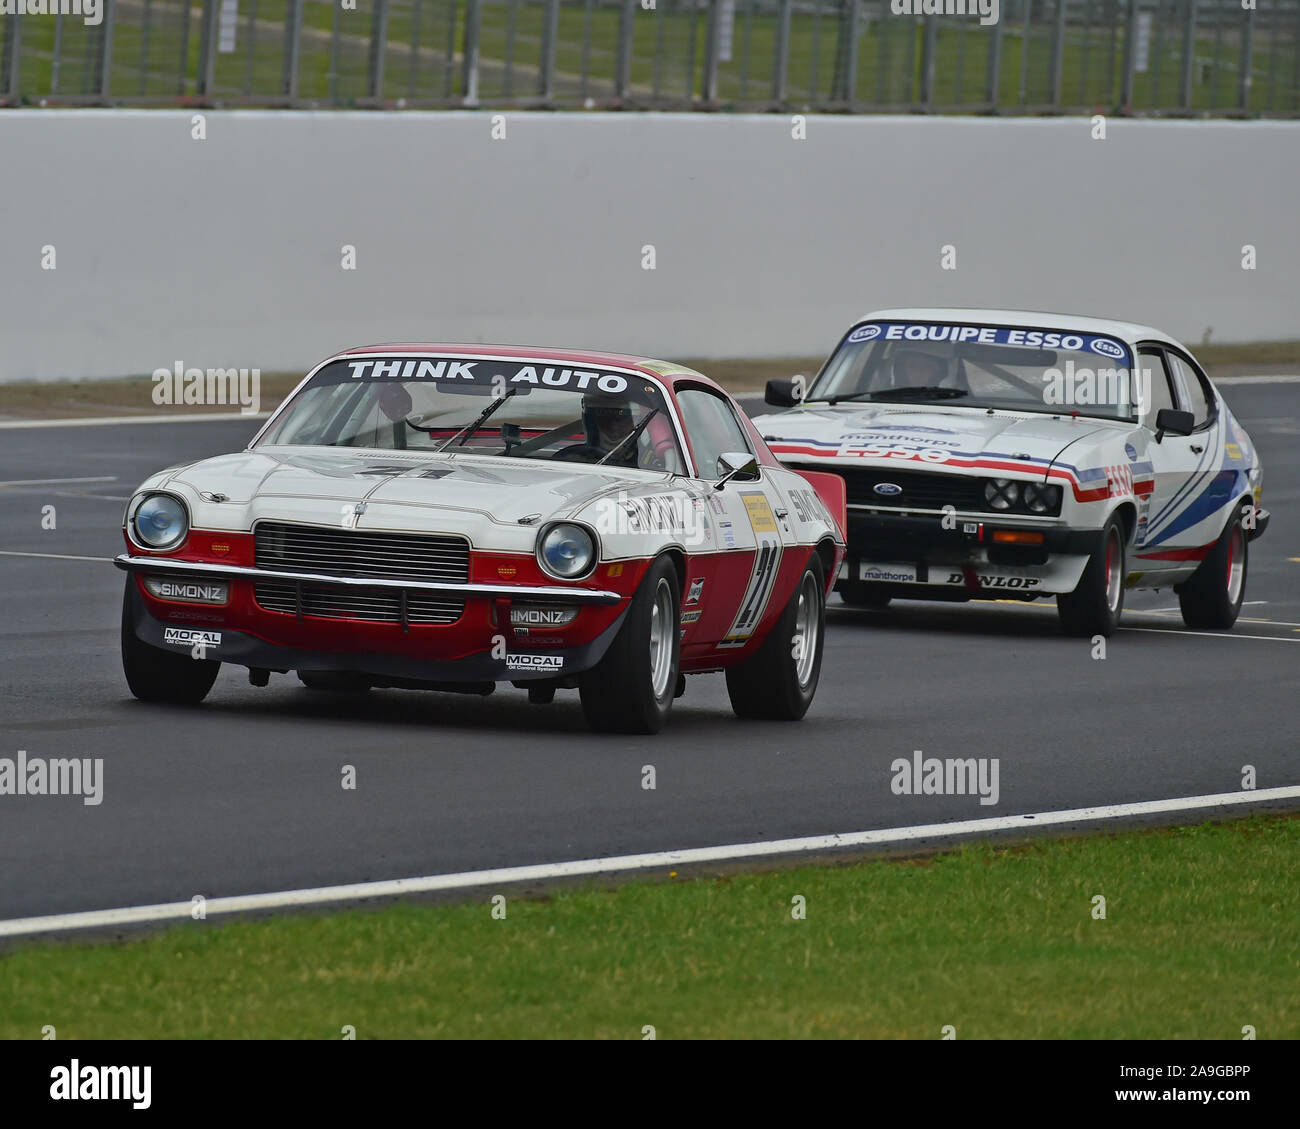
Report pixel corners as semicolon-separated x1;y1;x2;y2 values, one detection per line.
1;813;1295;1039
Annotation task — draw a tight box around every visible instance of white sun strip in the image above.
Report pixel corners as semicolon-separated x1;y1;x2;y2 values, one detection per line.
1;786;1296;939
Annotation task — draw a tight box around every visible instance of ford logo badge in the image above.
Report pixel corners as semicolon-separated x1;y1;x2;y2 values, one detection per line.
874;482;903;496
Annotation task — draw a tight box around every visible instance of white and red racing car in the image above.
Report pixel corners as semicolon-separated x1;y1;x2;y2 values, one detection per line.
755;309;1267;636
118;345;846;732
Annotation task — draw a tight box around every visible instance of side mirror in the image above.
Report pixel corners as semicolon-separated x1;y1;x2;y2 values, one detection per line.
1154;408;1195;442
765;379;800;407
713;451;760;489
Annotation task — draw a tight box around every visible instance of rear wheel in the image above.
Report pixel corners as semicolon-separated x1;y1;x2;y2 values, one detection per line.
1177;503;1248;629
121;581;220;704
579;556;680;734
1057;517;1126;637
726;553;826;720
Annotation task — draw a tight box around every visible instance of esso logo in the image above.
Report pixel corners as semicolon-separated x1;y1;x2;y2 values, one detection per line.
1089;338;1126;360
848;324;882;343
846;443;950;463
1105;463;1134;497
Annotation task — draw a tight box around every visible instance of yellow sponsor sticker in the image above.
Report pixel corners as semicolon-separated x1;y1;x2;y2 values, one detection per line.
742;494;778;533
1226;442;1242;460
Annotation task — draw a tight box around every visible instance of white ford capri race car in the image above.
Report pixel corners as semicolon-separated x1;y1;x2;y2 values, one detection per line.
117;345;846;733
755;309;1267;637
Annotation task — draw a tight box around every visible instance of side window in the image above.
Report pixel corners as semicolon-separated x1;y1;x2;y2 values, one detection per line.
676;388;751;479
1137;349;1176;425
1167;353;1215;429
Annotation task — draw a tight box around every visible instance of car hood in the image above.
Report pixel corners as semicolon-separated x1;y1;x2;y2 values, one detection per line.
751;404;1118;476
148;446;671;546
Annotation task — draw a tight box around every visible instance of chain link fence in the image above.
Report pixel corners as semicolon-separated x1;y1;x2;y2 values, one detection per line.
3;0;1298;112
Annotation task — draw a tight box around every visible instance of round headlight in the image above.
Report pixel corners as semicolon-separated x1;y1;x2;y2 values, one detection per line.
984;479;1019;511
133;494;188;550
538;523;596;580
1024;482;1061;514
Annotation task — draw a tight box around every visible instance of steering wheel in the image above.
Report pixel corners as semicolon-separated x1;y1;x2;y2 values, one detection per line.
552;444;601;463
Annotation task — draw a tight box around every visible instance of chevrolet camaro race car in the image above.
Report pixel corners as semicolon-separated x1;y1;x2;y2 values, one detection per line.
755;309;1267;636
118;345;847;733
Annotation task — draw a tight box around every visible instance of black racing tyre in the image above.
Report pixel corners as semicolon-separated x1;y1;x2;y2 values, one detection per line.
726;552;826;721
1056;516;1126;638
121;581;220;704
838;580;892;608
296;671;373;693
579;556;680;734
1176;502;1249;629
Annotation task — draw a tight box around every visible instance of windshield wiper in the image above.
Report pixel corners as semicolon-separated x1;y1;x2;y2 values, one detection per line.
868;386;969;401
597;408;660;466
435;389;517;453
807;392;875;405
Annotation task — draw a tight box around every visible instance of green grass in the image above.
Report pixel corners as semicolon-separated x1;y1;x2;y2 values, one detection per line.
8;1;1299;112
2;814;1296;1039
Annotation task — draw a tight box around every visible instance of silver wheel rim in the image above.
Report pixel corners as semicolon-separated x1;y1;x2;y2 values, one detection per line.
1226;523;1245;605
1104;528;1123;613
793;572;820;689
648;578;674;700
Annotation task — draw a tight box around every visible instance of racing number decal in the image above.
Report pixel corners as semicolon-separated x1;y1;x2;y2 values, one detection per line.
720;494;783;648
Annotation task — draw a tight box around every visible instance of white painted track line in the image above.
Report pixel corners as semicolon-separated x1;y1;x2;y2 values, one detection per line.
0;551;115;562
1120;626;1300;643
0;476;117;486
2;785;1297;939
0;412;270;430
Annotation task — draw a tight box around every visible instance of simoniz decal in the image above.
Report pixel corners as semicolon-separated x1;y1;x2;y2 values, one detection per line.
344;358;629;393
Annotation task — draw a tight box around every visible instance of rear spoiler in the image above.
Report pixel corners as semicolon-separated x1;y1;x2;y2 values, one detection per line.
794;469;847;542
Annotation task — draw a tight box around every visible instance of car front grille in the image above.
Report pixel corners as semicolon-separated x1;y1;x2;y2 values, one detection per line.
254;521;470;582
788;465;987;512
252;522;470;625
253;582;464;625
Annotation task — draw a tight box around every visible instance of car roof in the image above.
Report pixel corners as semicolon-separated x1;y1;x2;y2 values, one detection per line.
329;343;722;391
855;308;1182;348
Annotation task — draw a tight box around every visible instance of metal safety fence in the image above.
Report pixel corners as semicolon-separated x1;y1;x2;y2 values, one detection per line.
3;0;1298;112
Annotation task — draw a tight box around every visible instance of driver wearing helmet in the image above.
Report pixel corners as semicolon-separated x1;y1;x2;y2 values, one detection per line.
889;346;950;388
554;392;641;466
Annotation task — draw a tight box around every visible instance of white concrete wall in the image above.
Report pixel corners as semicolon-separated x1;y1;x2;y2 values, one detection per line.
1;111;1296;383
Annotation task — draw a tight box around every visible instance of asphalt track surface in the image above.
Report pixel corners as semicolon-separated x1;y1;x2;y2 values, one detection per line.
0;385;1297;926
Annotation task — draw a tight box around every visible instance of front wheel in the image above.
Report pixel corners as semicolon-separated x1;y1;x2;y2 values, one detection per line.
726;553;826;720
121;581;220;704
1057;517;1126;638
579;556;680;734
1177;503;1248;629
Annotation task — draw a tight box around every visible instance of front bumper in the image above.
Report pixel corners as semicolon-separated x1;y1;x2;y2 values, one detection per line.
839;510;1102;597
117;554;629;682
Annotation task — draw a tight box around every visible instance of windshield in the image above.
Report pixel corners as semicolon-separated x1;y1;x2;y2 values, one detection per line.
809;322;1142;421
256;356;686;473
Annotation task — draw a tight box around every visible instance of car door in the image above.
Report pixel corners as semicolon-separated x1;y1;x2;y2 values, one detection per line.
1132;344;1218;572
674;384;786;650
